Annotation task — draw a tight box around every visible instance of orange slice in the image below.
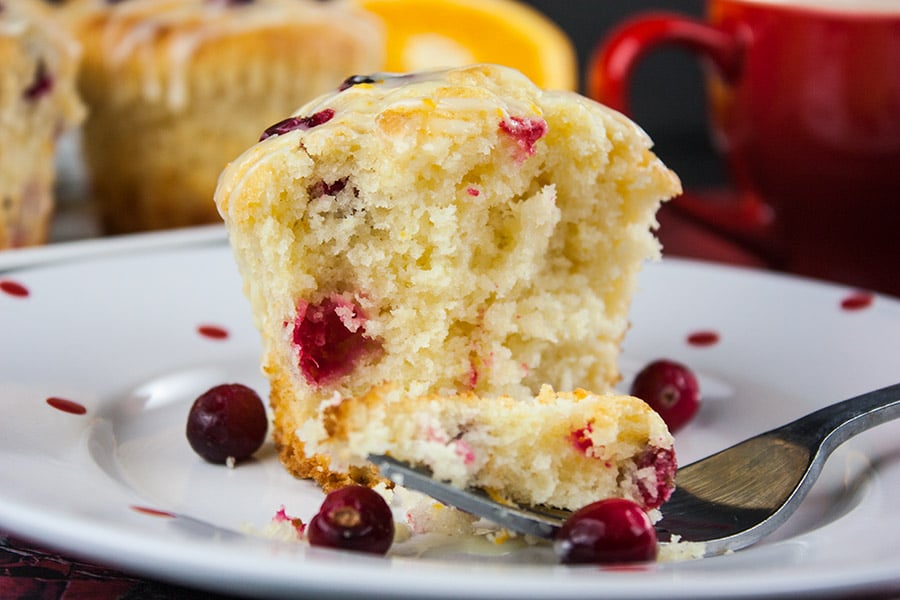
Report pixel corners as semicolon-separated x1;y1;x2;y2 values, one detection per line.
356;0;578;90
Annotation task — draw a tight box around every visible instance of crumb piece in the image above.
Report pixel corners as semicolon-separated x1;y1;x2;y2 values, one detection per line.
241;505;306;542
272;505;307;538
487;528;512;545
406;497;478;536
658;534;706;562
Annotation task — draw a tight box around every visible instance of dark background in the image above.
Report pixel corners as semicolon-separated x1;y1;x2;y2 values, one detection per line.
522;1;728;192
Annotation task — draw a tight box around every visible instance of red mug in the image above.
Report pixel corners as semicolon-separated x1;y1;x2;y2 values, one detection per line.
588;0;900;297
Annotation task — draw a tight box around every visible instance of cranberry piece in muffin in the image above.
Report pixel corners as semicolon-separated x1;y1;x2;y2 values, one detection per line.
259;108;335;141
633;447;677;510
338;74;378;91
499;115;548;161
23;61;53;101
293;295;382;386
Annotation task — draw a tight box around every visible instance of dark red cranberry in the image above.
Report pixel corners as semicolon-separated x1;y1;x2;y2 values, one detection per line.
554;498;658;565
259;108;335;141
633;447;676;510
23;61;53;101
308;177;348;199
307;486;394;555
630;359;700;432
293;296;380;386
338;74;378;91
186;384;267;464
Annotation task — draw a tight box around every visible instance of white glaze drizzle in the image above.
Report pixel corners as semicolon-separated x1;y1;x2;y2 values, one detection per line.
290;66;544;129
220;65;550;214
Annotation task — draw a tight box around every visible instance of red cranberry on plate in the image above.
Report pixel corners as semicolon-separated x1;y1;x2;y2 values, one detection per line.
186;383;267;464
554;498;658;565
307;485;395;555
630;359;701;432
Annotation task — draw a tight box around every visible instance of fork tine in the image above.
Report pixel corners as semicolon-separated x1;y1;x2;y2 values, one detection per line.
369;454;564;539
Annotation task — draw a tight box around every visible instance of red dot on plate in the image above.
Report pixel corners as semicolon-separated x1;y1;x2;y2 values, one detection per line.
687;330;720;347
1;280;29;297
197;324;229;340
46;397;87;415
841;291;875;311
131;505;176;518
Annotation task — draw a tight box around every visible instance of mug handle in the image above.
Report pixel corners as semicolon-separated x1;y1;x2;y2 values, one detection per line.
586;13;775;250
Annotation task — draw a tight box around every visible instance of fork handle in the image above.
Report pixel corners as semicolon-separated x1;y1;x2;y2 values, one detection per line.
779;383;900;453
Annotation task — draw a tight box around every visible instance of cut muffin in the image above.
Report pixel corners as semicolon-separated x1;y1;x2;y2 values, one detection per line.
64;0;384;233
0;0;84;249
215;64;681;510
313;385;676;511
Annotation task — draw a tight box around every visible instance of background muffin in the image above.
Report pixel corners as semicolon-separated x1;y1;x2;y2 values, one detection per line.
65;0;384;233
0;0;84;249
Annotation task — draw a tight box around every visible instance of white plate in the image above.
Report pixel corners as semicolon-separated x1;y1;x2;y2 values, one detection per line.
1;226;899;599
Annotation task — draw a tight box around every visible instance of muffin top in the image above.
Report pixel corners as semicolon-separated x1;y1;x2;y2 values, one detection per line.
243;63;660;181
63;0;384;110
64;0;383;61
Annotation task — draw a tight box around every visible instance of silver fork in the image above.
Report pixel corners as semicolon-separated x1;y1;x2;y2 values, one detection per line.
370;382;900;557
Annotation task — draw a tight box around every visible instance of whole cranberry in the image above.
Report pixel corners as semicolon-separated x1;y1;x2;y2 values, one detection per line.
307;486;394;555
630;359;700;432
554;498;658;565
186;383;267;464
